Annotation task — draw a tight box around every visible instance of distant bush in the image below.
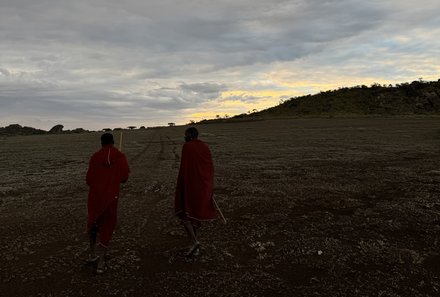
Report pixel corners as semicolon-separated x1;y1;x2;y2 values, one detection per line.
0;124;46;136
71;128;86;133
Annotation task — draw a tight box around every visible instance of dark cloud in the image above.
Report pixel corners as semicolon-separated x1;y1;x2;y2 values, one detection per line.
179;83;228;97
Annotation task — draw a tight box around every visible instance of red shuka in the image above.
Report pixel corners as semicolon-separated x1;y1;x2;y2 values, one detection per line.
86;145;130;245
175;139;216;221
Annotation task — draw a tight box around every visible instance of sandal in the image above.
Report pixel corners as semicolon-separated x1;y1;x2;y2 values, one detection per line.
185;242;201;257
96;259;107;275
85;255;99;265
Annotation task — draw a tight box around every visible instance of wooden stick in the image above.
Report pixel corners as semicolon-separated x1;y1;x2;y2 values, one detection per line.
213;197;227;224
119;131;123;151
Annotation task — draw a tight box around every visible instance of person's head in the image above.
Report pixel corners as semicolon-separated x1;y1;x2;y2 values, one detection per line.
185;127;199;142
101;133;114;146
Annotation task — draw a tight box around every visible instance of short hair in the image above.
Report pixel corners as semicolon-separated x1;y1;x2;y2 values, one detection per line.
101;133;114;145
185;127;199;140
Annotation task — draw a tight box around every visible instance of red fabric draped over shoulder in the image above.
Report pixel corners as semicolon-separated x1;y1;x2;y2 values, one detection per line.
86;145;130;233
175;139;216;221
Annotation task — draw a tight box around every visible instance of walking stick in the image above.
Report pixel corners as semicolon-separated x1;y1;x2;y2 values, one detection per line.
119;131;123;151
213;197;227;224
118;131;124;197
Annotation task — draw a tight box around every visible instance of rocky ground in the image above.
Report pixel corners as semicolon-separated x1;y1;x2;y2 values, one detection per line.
1;117;440;296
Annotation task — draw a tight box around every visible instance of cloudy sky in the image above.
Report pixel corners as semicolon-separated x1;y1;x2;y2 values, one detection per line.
1;0;439;130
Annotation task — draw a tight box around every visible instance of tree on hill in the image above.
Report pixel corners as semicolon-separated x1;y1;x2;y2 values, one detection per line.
49;124;64;133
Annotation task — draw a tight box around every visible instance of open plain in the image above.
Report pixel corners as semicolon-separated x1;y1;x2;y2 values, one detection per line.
1;117;440;296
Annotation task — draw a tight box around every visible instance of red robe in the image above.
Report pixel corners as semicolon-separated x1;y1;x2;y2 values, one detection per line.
175;139;216;221
86;145;130;246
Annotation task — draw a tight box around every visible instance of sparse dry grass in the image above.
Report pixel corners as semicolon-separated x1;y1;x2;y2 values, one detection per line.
1;117;440;296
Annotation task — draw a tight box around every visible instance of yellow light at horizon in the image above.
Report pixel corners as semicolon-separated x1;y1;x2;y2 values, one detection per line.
277;81;338;91
187;97;282;121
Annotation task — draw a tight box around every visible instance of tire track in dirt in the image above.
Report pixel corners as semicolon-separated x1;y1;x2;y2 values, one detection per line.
132;134;167;239
117;131;164;240
128;131;158;164
116;132;181;254
131;134;181;242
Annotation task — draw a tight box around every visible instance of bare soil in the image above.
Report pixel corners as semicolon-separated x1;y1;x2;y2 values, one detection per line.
1;117;440;296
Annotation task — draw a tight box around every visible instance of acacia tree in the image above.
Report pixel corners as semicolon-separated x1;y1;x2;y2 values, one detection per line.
49;124;64;133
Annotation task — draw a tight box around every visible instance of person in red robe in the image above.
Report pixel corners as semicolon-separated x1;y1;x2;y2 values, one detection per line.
175;127;216;256
86;133;130;274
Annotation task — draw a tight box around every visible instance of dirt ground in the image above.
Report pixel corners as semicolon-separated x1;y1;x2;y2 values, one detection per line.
1;117;440;297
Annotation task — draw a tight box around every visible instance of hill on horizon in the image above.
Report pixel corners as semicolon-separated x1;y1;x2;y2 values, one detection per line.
262;79;440;117
199;78;440;124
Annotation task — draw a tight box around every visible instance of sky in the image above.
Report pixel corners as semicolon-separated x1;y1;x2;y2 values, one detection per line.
1;0;439;131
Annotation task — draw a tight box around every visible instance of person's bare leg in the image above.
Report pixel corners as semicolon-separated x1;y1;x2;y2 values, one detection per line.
193;225;199;240
96;243;107;274
192;225;200;256
87;227;98;262
183;222;200;256
183;221;198;244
